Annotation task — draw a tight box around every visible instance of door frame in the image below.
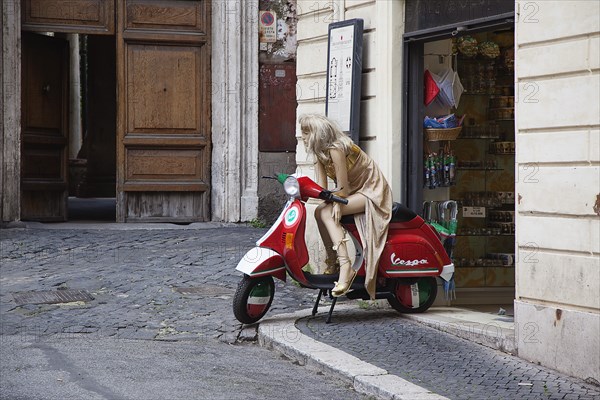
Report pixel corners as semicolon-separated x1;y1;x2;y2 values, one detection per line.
2;0;260;223
1;0;22;223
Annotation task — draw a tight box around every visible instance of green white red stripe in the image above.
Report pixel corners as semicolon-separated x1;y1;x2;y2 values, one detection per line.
397;281;431;308
388;269;438;275
247;283;272;317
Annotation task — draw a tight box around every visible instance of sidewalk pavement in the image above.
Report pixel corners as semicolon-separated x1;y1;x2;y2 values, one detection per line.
259;302;600;400
259;306;449;400
2;223;599;400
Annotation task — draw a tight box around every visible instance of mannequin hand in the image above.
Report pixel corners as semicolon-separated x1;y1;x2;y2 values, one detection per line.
332;202;342;224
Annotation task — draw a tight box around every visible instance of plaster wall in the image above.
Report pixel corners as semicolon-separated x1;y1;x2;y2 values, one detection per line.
295;0;404;270
514;0;600;383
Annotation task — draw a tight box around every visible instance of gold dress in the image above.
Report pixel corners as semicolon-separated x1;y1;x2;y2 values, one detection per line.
324;144;393;299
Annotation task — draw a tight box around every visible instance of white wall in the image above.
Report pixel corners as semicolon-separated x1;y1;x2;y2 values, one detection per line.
514;0;600;383
296;0;403;189
295;0;404;270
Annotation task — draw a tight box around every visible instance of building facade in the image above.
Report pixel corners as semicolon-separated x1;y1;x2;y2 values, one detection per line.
294;0;599;384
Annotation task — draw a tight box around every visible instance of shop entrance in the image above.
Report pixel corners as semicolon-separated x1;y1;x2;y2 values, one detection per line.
403;16;516;306
20;0;212;223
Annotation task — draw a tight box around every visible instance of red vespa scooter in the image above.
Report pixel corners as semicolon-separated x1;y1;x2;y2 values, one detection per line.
233;174;454;324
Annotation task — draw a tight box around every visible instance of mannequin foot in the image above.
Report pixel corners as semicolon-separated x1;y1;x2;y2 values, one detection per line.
331;260;356;297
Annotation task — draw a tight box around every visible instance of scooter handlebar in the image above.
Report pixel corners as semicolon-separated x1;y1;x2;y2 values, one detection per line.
331;195;349;205
319;190;349;205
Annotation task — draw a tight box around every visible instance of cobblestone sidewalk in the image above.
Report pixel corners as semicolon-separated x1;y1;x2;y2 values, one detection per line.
297;308;600;400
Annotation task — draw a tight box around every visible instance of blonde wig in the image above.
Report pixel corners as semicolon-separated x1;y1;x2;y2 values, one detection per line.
299;114;354;164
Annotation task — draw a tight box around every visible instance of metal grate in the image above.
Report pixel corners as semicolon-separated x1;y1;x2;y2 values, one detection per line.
12;289;94;305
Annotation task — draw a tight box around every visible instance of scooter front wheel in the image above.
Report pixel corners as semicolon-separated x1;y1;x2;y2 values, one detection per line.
233;275;275;324
388;277;438;314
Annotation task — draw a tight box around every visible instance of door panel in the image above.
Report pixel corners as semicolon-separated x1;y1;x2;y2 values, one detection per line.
126;45;203;132
116;0;211;222
22;0;115;35
21;33;69;221
126;192;205;222
125;0;207;34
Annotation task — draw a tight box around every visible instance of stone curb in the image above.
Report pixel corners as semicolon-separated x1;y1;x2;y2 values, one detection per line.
257;307;449;400
400;314;517;355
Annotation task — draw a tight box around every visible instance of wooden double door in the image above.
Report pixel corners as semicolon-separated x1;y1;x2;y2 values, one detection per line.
21;0;211;222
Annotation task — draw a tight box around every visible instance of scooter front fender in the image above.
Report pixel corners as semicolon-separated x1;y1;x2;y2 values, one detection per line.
236;247;287;282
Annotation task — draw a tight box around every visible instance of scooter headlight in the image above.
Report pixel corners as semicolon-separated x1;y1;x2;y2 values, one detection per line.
283;176;300;197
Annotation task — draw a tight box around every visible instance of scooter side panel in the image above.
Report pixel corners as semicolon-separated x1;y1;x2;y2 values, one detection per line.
236;247;287;281
379;232;445;278
420;223;452;266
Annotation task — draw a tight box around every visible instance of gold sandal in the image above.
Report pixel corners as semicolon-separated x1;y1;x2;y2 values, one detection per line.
331;260;356;297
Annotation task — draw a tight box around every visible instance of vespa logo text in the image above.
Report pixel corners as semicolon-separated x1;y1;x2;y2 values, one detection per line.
390;253;428;267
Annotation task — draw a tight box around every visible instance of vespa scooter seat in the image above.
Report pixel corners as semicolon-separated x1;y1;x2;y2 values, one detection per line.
390;202;418;222
340;202;417;225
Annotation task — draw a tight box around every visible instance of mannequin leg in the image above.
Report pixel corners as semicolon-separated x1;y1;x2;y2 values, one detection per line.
319;194;367;296
315;203;338;273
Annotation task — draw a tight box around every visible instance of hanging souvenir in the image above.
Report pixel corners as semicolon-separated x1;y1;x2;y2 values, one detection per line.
457;36;478;58
478;41;500;59
424;70;440;106
429;67;464;109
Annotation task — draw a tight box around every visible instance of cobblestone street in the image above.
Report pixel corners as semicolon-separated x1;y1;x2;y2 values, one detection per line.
1;225;370;399
0;226;314;344
1;225;599;400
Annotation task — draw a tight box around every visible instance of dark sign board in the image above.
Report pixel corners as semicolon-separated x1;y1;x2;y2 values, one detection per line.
326;19;363;144
405;0;514;34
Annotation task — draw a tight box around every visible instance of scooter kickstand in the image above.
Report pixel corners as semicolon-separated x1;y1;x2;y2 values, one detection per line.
312;289;324;316
326;296;338;324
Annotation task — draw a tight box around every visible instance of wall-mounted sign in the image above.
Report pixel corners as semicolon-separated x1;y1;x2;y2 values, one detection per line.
326;19;363;144
259;11;277;43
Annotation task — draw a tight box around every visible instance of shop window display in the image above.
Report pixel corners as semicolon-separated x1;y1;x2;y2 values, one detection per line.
422;30;515;304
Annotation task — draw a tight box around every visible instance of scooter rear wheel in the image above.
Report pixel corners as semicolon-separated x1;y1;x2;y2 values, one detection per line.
233;275;275;324
388;277;438;313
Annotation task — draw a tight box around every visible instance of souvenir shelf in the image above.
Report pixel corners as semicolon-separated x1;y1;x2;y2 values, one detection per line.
450;47;516;289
